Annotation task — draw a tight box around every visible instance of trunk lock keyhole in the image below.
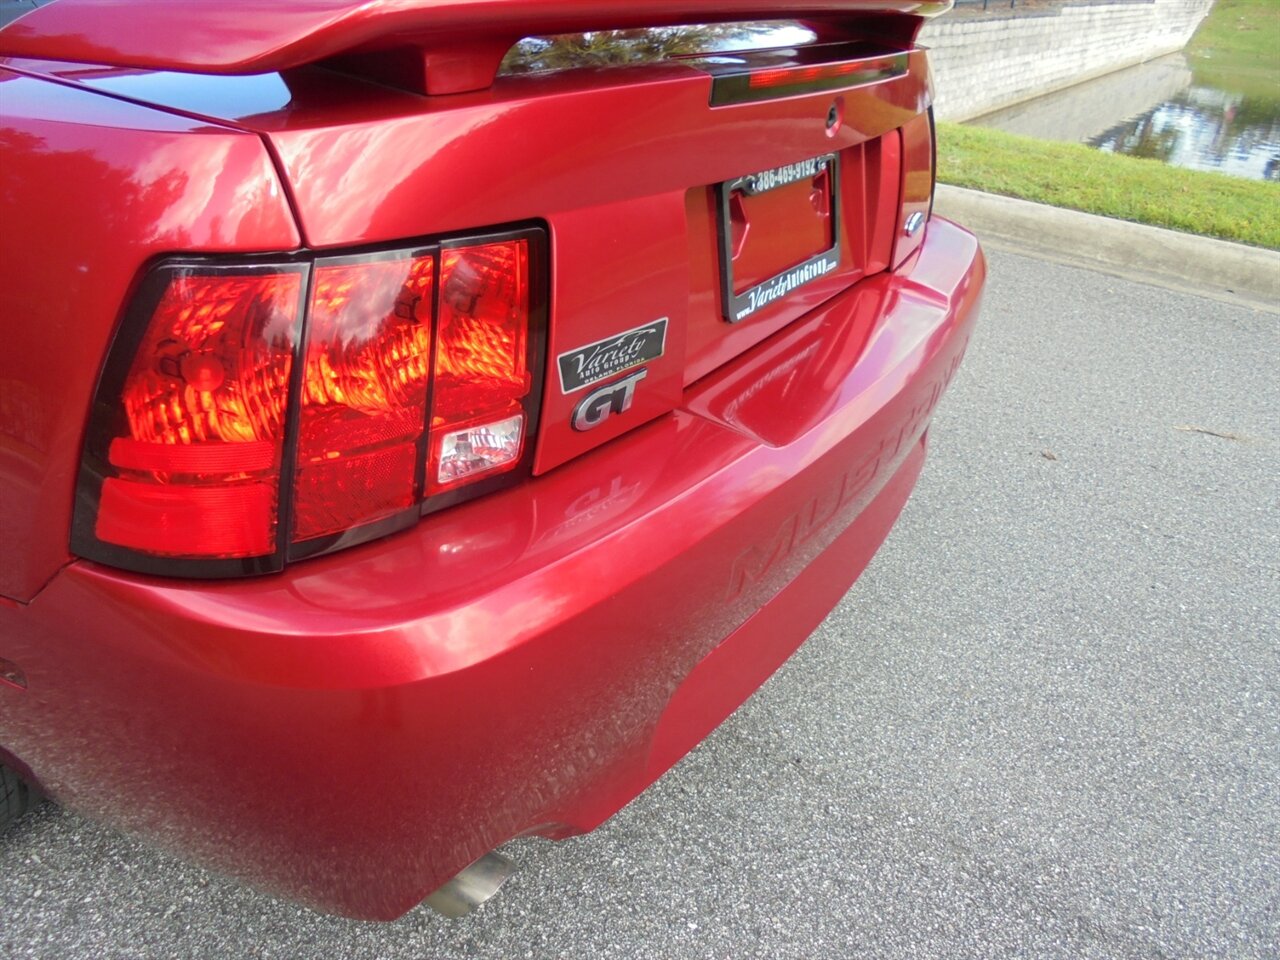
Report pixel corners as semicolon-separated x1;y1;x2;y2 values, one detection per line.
826;99;844;137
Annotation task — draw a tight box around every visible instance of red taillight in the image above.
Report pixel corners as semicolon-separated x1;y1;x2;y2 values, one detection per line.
747;61;868;90
73;228;544;577
292;252;434;542
429;240;531;493
85;269;304;562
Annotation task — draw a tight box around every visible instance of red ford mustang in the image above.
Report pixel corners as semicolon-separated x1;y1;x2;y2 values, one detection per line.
0;0;983;920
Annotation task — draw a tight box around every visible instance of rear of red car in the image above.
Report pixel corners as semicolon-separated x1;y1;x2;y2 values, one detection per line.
0;0;983;919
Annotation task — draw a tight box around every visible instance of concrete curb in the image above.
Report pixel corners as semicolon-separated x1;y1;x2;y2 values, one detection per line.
933;185;1280;310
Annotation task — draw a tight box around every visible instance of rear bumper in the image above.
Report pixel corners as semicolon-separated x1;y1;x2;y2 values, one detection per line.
0;218;984;919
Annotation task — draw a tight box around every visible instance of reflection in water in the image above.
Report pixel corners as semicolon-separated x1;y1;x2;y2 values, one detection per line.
974;54;1280;182
1090;84;1280;182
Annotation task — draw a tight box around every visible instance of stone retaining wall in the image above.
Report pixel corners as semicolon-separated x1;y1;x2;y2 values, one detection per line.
971;53;1193;142
919;0;1214;121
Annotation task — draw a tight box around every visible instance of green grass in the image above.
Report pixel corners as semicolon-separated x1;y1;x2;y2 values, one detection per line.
1186;0;1280;100
937;0;1280;248
936;121;1280;249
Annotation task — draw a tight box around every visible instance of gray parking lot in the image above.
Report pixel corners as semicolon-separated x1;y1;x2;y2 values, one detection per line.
3;248;1277;959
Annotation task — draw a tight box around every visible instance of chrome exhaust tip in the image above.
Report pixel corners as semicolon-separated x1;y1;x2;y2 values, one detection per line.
423;851;516;918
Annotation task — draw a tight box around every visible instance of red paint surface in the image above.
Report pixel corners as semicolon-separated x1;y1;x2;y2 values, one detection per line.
894;108;936;268
1;217;982;917
0;20;984;918
3;45;932;481
0;68;299;600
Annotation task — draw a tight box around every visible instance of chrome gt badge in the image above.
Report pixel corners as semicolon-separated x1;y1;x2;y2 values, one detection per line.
571;369;647;432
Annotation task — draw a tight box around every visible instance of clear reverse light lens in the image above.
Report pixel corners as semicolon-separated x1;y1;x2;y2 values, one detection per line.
436;414;524;487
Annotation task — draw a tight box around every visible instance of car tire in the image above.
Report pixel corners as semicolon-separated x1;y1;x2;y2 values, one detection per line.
1;763;31;833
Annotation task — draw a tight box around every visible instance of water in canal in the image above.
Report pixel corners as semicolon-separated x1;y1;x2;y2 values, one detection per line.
970;53;1280;182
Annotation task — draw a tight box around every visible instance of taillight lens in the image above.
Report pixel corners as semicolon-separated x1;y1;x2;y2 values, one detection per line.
74;266;305;571
429;240;531;493
292;252;434;543
73;227;545;577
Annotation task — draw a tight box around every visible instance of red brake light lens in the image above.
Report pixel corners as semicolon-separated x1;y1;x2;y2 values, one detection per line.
82;269;304;564
747;61;867;90
292;253;434;543
429;239;532;493
73;228;544;577
707;51;910;107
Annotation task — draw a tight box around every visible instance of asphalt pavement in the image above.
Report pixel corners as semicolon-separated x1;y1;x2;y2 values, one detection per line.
3;248;1277;959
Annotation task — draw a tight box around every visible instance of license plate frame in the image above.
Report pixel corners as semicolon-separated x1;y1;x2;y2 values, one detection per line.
716;152;842;324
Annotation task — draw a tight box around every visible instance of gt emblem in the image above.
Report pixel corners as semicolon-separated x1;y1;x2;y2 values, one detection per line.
572;369;648;432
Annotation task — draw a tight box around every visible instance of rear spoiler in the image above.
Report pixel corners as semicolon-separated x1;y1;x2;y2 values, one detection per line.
0;0;952;95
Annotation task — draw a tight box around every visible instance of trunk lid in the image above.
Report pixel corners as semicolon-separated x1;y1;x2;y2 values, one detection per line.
2;5;943;474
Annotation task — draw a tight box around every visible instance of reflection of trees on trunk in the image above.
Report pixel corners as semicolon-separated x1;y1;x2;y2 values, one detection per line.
0;127;191;308
501;23;812;74
1087;87;1280;179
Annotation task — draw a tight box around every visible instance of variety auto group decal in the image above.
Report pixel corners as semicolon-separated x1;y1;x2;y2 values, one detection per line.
557;318;668;393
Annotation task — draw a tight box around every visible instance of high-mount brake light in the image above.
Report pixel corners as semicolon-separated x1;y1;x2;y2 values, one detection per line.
73;227;545;578
707;50;909;107
747;62;865;89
